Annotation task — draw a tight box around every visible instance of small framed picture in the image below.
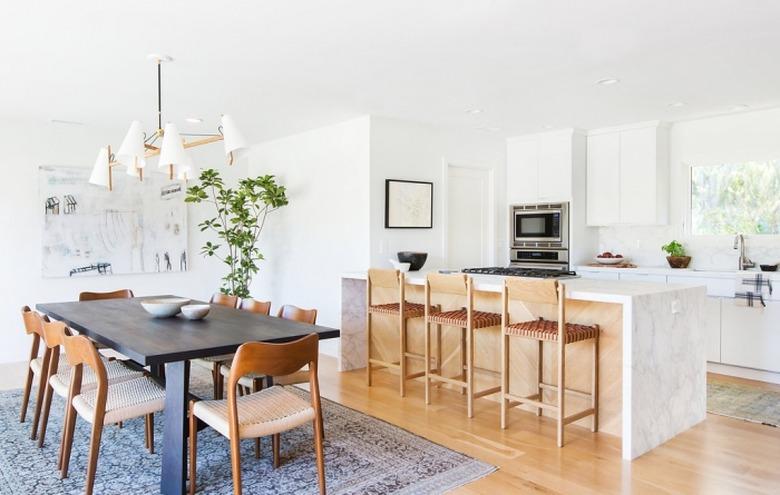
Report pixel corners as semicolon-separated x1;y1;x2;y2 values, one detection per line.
384;179;433;229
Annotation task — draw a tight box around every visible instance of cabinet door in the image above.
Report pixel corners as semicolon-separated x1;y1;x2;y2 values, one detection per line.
619;127;657;224
506;139;539;204
586;133;620;225
617;272;667;283
537;133;571;201
721;301;780;372
578;270;620;280
702;296;721;363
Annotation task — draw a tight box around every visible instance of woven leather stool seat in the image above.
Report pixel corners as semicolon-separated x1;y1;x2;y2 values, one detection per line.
427;309;501;329
506;318;599;344
369;302;427;318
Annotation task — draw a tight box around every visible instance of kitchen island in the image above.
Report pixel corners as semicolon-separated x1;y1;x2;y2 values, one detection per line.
340;271;707;460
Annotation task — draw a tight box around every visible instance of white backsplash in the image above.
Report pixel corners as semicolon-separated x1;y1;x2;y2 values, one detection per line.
597;226;780;270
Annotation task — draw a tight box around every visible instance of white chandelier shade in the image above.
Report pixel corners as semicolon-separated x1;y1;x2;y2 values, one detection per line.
116;120;146;175
221;114;248;156
158;123;188;169
89;147;111;188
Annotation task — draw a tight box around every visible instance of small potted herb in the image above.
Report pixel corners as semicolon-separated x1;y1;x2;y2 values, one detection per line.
661;240;691;269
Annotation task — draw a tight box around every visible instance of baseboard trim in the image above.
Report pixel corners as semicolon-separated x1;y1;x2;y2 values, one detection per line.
708;362;780;385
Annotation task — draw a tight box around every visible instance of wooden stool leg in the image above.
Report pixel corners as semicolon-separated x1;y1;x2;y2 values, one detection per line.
399;316;407;397
466;325;474;418
188;401;197;495
500;332;509;429
557;339;565;448
424;319;431;405
460;327;467;395
366;313;372;387
537;340;544;417
592;332;600;433
435;323;442;378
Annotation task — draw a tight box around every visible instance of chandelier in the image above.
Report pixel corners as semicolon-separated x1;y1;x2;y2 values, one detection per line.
89;54;247;191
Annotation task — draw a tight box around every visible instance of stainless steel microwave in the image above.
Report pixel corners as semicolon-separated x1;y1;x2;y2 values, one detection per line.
512;203;569;246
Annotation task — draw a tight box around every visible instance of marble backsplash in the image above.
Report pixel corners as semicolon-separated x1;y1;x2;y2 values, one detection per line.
597;226;780;270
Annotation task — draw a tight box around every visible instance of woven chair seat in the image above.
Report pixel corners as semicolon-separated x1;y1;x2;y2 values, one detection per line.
192;354;236;368
369;302;427;318
193;385;315;440
50;359;143;398
506;318;599;344
427;309;501;329
73;376;166;425
30;357;68;376
219;364;310;388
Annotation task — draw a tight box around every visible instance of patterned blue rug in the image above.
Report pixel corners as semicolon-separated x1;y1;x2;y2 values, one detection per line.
0;376;495;494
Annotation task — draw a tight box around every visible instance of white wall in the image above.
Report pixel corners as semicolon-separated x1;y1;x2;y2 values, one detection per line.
368;116;506;269
247;116;370;331
0;118;244;364
597;108;780;268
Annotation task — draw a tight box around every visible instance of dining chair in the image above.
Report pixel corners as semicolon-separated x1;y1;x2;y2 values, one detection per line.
189;334;326;495
500;278;600;447
239;298;272;315
37;320;143;454
78;289;135;301
19;307;60;440
192;293;242;399
220;303;322;455
59;334;165;495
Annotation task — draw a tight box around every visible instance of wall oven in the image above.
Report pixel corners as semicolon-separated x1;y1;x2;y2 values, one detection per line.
512;203;568;246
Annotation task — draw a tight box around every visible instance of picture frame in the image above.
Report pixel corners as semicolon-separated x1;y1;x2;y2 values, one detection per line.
384;179;433;229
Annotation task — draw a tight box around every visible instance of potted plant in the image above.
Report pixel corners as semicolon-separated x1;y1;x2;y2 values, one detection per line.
661;240;691;269
185;168;288;297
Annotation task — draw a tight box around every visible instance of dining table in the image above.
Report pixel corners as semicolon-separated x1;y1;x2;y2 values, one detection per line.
37;295;340;495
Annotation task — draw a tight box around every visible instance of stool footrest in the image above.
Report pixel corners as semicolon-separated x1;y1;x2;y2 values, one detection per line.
504;392;558;412
404;352;426;360
564;408;596;425
473;386;501;399
428;373;466;388
405;370;426;380
369;358;400;370
539;382;592;399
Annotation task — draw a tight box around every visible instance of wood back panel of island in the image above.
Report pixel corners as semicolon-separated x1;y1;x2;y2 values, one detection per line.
366;283;623;436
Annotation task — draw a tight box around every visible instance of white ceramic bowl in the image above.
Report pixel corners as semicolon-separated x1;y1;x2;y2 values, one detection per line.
594;257;627;265
180;304;210;320
389;259;412;273
141;298;191;318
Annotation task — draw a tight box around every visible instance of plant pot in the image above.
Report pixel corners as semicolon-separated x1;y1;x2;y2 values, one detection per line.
666;256;691;269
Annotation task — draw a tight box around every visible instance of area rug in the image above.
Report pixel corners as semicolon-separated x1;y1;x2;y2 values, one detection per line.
0;377;495;494
707;381;780;427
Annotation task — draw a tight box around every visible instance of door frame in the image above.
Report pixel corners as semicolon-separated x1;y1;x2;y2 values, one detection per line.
440;159;496;267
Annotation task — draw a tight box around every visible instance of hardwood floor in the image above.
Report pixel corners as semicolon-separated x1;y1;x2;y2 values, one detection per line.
315;357;780;495
3;358;778;493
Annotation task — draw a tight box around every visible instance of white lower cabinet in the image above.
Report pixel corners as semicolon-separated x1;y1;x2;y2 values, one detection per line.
702;297;722;363
721;301;780;373
578;270;620;281
618;273;668;283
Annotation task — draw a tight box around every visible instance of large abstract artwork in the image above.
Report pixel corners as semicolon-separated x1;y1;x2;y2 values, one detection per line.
40;166;188;278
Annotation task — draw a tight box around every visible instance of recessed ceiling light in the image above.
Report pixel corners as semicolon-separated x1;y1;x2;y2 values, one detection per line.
730;104;750;111
185;117;203;124
50;119;85;126
596;78;620;86
465;108;484;115
668;102;686;108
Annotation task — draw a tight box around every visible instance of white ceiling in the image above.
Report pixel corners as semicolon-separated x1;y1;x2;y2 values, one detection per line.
2;0;780;141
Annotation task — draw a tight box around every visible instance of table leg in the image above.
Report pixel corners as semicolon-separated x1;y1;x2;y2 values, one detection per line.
161;360;189;495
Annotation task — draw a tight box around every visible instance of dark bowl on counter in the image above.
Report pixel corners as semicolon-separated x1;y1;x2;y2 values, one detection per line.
397;251;428;271
760;264;778;272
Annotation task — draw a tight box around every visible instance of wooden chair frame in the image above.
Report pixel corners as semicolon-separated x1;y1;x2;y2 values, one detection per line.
239;298;272;315
78;289;135;301
59;334;155;495
189;334;326;495
423;274;502;418
499;279;600;447
20;307;51;440
366;269;429;397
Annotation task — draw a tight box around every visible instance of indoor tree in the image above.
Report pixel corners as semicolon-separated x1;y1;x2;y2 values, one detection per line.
185;168;288;298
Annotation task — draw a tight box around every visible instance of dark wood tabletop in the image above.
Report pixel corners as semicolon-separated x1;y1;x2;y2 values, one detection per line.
36;295;340;366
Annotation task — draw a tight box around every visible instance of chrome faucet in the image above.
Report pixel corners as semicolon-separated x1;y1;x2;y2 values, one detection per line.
733;234;755;271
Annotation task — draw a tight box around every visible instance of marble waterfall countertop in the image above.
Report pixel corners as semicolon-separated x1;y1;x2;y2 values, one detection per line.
340;270;708;460
341;270;706;304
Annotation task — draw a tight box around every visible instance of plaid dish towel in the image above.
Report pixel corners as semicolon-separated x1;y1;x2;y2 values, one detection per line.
735;273;773;308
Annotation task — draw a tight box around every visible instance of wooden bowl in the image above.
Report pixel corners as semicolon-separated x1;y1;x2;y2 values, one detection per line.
666;256;691;269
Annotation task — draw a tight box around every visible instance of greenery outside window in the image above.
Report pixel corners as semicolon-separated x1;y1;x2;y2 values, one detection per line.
690;161;780;235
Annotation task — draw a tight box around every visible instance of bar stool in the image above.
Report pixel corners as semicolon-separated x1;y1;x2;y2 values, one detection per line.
424;273;502;418
500;278;600;447
366;268;429;397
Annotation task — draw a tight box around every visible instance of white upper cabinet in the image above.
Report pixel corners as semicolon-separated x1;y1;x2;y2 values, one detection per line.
586;122;669;226
506;129;580;204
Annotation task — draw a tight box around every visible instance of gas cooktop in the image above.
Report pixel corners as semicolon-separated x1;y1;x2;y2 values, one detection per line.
461;267;578;279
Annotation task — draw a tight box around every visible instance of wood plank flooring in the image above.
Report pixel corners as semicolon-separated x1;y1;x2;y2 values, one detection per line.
316;358;780;494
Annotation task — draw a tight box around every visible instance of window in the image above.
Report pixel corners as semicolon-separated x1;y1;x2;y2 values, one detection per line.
690;161;780;235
